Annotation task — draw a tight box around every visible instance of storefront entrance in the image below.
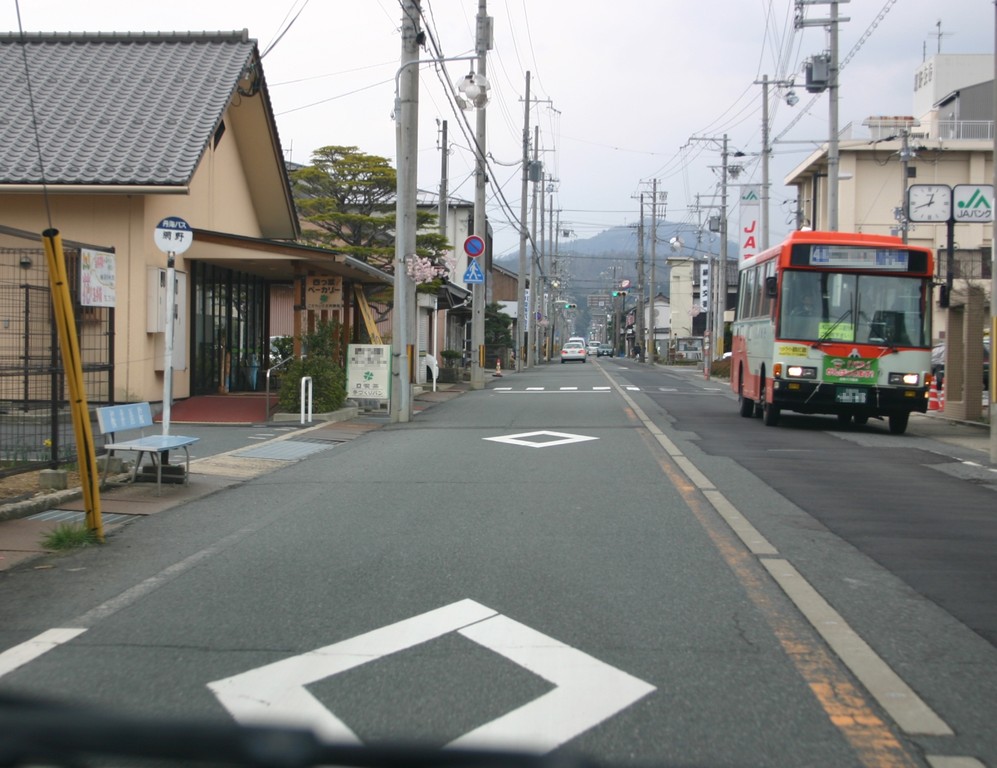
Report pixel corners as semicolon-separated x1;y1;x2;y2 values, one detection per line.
190;263;268;395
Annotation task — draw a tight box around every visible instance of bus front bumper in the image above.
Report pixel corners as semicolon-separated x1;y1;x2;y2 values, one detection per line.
771;379;928;415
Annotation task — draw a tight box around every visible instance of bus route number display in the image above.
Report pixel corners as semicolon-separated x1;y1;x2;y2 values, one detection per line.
808;246;909;270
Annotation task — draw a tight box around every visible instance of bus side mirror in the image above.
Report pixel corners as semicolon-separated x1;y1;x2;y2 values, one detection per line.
765;276;778;298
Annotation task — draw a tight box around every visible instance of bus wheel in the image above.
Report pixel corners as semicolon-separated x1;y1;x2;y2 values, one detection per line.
853;414;869;425
738;380;755;417
888;412;909;435
837;413;852;426
762;399;780;427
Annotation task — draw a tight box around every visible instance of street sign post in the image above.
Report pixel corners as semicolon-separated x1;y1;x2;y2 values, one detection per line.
153;216;193;435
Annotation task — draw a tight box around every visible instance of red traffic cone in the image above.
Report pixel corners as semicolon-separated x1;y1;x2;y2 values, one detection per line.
928;378;941;411
939;380;945;411
493;357;503;377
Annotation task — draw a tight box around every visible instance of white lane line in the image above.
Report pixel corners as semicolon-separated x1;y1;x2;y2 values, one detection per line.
526;387;545;391
603;366;955;739
0;628;86;678
761;559;953;737
494;387;512;391
702;489;777;556
560;387;578;391
927;757;987;768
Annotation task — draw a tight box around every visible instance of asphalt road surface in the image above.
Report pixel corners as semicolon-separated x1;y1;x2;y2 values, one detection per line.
1;359;996;768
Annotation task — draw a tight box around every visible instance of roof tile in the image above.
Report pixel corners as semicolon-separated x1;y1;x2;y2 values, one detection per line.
0;31;256;186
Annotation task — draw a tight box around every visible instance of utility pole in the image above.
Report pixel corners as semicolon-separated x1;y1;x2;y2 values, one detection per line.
517;72;530;371
636;193;646;361
539;172;546;359
438;120;448;240
648;179;662;363
899;126;913;243
795;0;848;230
756;75;796;250
435;118;448;362
991;4;996;462
390;0;420;423
530;125;540;367
470;0;490;390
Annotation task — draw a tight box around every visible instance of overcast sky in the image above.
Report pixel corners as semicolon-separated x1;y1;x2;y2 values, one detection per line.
5;1;994;256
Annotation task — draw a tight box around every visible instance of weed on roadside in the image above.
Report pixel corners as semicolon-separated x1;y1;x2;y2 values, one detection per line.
42;523;100;551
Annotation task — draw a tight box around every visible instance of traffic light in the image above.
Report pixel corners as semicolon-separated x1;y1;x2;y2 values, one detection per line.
612;290;628;298
563;302;577;309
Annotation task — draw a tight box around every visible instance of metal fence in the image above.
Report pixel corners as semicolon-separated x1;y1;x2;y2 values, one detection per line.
0;246;113;478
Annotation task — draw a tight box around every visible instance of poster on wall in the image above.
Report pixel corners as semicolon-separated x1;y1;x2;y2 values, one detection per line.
80;249;116;307
347;344;391;402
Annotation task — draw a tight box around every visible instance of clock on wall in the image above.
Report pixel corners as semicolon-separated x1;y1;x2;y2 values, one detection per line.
907;184;952;223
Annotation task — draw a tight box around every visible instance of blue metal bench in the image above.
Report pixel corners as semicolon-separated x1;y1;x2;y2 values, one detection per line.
95;403;199;494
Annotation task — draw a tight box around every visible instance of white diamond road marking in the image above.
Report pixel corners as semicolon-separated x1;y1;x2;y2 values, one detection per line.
208;599;654;752
482;430;599;448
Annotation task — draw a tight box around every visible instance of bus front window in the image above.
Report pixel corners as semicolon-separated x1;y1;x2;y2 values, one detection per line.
779;270;929;347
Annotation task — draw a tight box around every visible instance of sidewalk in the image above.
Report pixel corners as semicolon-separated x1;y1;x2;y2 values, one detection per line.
0;384;469;572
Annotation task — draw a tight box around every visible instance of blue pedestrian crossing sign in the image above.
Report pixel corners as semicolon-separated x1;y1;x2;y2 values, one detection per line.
463;258;485;284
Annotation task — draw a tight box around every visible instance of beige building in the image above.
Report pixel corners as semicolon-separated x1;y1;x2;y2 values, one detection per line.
785;53;993;348
0;31;392;412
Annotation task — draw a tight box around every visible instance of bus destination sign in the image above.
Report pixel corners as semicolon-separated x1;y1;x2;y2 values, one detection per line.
808;246;909;270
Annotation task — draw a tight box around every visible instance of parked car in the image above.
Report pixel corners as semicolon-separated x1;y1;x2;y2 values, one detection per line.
598;343;613;357
560;342;587;364
931;341;990;391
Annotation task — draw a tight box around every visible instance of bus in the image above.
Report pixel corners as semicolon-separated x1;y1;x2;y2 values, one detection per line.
730;230;935;434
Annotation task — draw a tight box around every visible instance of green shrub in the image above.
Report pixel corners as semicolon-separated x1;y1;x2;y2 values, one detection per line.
276;320;347;413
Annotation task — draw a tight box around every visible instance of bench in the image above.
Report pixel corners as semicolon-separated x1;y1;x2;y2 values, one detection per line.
95;403;199;494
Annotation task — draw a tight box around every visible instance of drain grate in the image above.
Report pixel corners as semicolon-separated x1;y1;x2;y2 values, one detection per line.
232;440;336;461
30;510;131;526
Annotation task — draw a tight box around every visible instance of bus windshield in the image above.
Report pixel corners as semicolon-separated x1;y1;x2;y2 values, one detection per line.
778;270;930;347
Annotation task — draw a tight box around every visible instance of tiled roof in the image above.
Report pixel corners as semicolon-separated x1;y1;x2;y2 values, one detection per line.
0;31;257;186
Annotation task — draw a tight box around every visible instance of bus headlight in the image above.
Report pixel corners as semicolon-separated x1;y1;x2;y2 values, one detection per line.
785;365;817;379
888;372;920;386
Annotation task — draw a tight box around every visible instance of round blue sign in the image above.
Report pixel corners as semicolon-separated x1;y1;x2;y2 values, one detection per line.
464;235;485;257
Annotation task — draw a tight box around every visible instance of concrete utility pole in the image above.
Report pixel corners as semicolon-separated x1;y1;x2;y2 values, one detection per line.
470;0;490;390
648;179;661;363
539;172;546;359
899;126;912;243
991;5;996;462
636;193;646;361
795;0;848;231
390;0;420;423
530;125;540;367
517;72;530;371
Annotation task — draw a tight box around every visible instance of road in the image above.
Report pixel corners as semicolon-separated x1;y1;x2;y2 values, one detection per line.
1;359;996;768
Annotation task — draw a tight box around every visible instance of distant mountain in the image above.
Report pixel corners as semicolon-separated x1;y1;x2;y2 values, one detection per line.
495;220;737;301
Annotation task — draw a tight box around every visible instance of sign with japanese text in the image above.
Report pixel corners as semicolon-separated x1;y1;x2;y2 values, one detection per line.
347;344;391;401
305;275;344;310
153;216;193;254
823;355;878;385
80;249;116;307
739;185;760;260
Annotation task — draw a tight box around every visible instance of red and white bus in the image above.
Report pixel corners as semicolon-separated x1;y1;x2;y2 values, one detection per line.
730;230;935;434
